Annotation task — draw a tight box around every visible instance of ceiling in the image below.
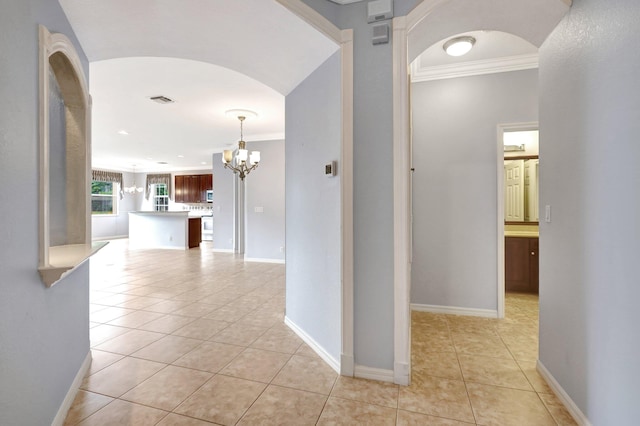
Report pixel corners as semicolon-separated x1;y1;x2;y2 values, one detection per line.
59;1;537;173
58;0;339;172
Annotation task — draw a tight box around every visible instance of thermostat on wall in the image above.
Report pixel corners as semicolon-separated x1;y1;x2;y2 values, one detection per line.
325;161;337;177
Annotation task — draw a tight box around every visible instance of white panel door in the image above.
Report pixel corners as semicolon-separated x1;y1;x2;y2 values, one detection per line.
505;160;524;221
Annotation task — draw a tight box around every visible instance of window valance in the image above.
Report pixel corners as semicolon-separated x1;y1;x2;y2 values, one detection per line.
145;173;172;200
92;169;124;199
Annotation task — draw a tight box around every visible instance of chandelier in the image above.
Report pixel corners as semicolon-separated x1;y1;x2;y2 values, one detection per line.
123;165;144;194
222;115;260;181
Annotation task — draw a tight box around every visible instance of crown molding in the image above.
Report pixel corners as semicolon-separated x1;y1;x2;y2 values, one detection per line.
411;53;539;83
328;0;365;4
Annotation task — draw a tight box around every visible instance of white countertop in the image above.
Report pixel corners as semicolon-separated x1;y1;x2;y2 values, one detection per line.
130;211;188;216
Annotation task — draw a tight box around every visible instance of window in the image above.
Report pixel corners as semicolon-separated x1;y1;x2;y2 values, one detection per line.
91;181;118;215
153;184;169;211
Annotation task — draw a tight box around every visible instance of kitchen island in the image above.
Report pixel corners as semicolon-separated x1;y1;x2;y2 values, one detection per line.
129;211;201;250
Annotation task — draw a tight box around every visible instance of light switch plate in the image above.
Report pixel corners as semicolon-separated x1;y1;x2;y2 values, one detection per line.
545;205;551;223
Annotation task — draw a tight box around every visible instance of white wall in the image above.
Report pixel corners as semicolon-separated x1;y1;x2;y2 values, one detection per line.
539;0;640;422
212;153;236;251
411;69;538;311
286;51;342;363
0;2;92;424
245;140;285;262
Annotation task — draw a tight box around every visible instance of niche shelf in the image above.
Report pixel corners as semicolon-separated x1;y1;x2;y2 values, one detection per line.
38;25;106;287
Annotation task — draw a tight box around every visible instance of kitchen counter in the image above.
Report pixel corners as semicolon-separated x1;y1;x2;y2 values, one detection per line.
129;211;191;249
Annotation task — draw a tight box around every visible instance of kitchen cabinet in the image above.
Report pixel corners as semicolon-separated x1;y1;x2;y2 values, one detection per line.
505;236;539;293
188;217;202;248
174;174;212;203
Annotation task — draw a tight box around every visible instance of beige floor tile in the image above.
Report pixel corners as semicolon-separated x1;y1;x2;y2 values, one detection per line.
330;376;399;408
237;309;283;328
90;306;135;323
76;399;167;426
272;354;337;395
412;351;463;381
170;302;222;318
396;410;475;425
106;309;165;328
237;385;327;425
220;347;291;383
250;327;303;354
458;353;532;390
116;296;165;310
137;314;196;333
451;332;513;359
466;382;556;426
81;357;165;397
317;397;396;426
63;390;113;425
516;359;553;393
203;305;254;322
93;329;165;355
209;322;269;346
175;374;266;425
295;343;321;359
412;331;456;353
398;373;475;423
538;392;579;426
172;318;230;340
174;341;244;373
121;365;212;411
156;413;217;426
86;350;124;376
131;335;203;363
141;299;194;314
89;324;130;346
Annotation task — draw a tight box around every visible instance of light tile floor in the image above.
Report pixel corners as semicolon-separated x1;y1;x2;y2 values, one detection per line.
65;239;576;425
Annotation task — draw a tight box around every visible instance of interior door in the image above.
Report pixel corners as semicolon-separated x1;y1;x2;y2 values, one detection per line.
505;160;524;221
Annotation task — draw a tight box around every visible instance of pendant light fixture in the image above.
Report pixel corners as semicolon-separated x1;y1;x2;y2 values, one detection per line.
123;165;144;194
222;113;260;181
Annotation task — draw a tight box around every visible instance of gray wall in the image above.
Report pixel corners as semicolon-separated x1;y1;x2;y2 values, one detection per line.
212;153;236;251
411;70;538;310
245;140;285;261
0;1;91;424
91;170;136;240
286;51;342;362
539;0;640;422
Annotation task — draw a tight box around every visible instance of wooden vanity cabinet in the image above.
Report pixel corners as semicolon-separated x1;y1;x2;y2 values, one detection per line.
505;236;539;293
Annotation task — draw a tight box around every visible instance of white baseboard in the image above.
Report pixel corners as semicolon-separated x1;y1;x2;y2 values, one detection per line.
244;257;285;264
91;235;127;241
411;303;498;318
51;350;92;426
341;353;354;376
212;248;235;253
284;316;340;374
354;365;395;383
537;360;591;426
394;361;410;386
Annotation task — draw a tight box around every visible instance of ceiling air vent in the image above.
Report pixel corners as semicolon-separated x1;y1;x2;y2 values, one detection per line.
149;95;174;104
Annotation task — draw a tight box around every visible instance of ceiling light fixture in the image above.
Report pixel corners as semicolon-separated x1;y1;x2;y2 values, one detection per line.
443;36;476;57
123;165;144;194
222;115;260;181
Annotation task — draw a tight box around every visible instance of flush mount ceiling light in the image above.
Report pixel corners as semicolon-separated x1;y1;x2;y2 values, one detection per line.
222;114;260;181
443;36;476;57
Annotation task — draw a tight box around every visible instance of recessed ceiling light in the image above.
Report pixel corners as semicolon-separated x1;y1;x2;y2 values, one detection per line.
177;155;184;158
150;95;174;104
117;130;129;135
201;162;207;165
157;161;168;165
225;109;258;119
443;36;476;57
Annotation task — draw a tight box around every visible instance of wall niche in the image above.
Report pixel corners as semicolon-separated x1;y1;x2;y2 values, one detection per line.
38;25;106;287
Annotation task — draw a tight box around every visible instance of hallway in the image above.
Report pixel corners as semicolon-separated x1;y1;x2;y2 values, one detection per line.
65;240;574;425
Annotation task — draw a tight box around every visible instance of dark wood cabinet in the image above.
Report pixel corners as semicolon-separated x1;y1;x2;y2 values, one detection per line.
174;174;212;203
188;217;201;248
505;236;539;293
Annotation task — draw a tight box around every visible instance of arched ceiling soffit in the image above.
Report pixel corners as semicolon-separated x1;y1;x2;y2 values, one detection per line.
408;0;571;63
58;0;339;95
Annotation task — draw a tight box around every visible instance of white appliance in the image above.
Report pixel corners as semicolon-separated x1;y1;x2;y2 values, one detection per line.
201;215;213;241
